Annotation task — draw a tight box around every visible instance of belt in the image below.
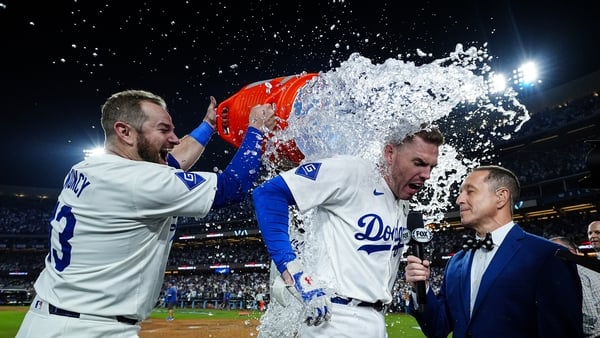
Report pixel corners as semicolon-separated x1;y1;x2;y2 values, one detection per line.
330;296;386;312
48;304;138;325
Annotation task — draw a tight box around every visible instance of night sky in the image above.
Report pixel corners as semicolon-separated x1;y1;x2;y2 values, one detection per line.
2;0;599;189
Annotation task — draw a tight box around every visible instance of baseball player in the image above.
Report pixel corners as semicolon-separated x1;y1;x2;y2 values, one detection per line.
252;126;444;337
16;90;276;338
165;282;178;321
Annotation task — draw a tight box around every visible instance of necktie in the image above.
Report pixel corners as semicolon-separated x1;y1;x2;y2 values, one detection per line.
462;233;494;251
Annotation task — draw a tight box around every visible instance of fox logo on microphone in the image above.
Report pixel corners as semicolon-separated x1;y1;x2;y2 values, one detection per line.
411;228;433;243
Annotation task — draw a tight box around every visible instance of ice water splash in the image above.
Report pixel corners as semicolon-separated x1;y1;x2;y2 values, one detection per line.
263;43;529;221
257;44;529;337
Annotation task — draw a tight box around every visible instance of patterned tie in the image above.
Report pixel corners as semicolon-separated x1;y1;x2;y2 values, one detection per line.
462;233;494;251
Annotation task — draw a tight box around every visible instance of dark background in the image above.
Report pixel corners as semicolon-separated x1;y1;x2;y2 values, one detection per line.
2;0;599;188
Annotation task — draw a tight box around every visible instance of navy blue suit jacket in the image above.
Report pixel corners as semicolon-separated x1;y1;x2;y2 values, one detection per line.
411;225;583;338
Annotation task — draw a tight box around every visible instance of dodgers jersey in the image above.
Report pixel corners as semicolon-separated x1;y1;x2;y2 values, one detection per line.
34;153;216;320
279;155;410;304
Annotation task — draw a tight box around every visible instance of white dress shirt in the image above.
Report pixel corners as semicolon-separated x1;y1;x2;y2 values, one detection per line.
470;222;515;316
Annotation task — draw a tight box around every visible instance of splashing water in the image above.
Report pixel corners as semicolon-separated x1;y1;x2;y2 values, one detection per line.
258;44;529;337
263;43;529;222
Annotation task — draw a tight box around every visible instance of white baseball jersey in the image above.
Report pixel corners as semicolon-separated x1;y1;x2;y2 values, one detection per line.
279;155;410;304
34;153;216;320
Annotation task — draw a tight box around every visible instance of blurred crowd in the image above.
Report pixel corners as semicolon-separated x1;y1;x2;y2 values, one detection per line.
1;207;595;312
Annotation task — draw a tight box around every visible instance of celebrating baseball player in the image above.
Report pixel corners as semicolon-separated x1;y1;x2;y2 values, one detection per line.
16;90;276;338
252;125;444;337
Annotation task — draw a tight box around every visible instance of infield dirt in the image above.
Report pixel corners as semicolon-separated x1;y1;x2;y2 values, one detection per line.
139;317;261;338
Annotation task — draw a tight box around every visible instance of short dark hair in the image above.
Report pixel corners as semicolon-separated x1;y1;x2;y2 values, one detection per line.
474;165;521;209
386;123;444;147
410;126;445;146
101;90;167;139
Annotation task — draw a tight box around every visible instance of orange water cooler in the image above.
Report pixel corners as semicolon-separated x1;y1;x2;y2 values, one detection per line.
216;73;319;164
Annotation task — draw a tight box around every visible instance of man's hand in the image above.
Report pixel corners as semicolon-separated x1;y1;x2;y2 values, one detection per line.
204;96;218;129
248;103;277;132
404;254;431;287
283;259;331;326
169;96;217;170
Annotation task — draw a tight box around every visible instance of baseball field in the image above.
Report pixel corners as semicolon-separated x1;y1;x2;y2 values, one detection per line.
0;306;427;337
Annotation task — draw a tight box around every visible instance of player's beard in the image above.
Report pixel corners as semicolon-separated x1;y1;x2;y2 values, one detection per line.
136;132;160;163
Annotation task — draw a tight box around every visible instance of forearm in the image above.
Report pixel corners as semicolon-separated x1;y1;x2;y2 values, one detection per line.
212;126;264;207
170;121;215;171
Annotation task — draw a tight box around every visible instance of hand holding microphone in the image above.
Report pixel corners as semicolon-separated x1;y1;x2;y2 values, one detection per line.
405;211;433;313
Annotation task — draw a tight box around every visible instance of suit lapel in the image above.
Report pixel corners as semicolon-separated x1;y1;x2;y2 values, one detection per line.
459;250;474;320
472;226;524;315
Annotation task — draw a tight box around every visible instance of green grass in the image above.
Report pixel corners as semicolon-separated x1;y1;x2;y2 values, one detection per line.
0;308;27;338
385;313;427;338
2;306;426;338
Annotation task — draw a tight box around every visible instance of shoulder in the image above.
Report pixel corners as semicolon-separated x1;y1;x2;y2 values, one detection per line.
513;228;577;269
313;155;374;173
507;225;556;249
75;154;217;196
283;155;371;180
519;228;562;252
296;155;367;167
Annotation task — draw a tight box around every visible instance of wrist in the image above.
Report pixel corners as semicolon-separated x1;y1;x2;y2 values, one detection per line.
275;255;297;274
189;121;215;147
246;126;264;136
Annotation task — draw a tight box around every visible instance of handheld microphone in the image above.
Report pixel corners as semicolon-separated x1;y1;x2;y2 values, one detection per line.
407;211;433;313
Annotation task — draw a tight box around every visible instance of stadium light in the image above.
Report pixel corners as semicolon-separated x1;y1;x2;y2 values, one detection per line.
486;60;541;94
513;61;540;88
83;147;104;160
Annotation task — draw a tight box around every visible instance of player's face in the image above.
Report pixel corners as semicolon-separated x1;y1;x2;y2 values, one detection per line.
136;101;180;164
384;136;439;200
456;170;498;227
588;221;600;252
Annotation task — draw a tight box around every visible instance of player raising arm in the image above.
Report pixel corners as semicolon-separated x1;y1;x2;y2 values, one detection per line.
168;95;218;171
16;90;276;338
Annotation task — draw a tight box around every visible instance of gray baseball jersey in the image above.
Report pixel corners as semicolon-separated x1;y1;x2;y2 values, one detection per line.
279;155;410;304
34;153;216;320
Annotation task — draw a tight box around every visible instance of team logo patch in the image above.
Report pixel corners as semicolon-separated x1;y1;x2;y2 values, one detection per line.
175;172;206;190
294;162;322;181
